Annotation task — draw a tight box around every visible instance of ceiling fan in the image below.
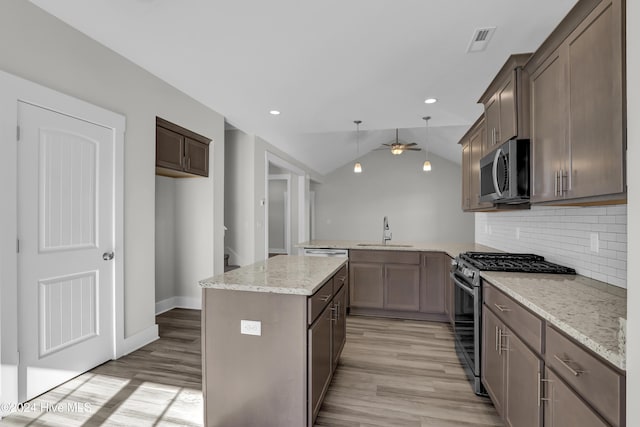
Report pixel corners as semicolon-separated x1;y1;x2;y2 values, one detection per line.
376;129;422;155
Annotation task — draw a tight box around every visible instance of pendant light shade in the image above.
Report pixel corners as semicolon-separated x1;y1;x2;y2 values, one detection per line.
353;120;363;174
422;116;432;172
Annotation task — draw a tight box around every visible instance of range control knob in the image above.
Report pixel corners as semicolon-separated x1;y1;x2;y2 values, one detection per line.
451;259;458;268
462;267;475;279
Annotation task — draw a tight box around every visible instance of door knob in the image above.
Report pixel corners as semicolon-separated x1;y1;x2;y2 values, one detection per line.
103;251;115;261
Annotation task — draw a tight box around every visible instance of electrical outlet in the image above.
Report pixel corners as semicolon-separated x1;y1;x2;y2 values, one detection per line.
590;233;599;253
516;227;521;240
240;320;262;336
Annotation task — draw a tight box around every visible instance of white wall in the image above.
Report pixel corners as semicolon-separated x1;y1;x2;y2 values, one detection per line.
268;179;287;252
224;130;256;266
155;177;177;302
0;0;225;341
626;0;639;422
476;205;627;287
314;150;474;243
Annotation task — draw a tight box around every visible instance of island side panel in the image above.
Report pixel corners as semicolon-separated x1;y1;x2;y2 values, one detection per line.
202;288;307;427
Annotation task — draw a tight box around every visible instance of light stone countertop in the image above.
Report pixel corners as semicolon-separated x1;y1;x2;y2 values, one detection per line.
482;271;627;371
297;240;498;259
199;255;347;296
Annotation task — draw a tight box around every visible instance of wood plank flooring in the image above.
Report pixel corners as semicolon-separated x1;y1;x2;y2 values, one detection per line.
0;309;501;426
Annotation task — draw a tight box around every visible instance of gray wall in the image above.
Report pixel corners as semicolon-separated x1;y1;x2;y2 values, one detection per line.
268;179;287;253
0;0;225;338
315;150;474;243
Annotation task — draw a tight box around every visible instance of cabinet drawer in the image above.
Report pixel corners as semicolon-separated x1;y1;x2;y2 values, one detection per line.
308;278;334;325
483;283;543;354
546;325;624;427
333;265;348;292
349;250;419;264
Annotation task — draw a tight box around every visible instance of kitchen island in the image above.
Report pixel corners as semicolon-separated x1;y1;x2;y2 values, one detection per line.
199;255;348;427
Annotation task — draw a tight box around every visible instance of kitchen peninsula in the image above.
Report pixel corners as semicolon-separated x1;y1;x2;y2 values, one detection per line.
199;255;348;427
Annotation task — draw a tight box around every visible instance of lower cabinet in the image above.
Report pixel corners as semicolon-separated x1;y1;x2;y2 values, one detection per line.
543;368;608;427
308;303;333;423
349;250;447;321
308;267;348;426
482;307;542;427
482;280;626;427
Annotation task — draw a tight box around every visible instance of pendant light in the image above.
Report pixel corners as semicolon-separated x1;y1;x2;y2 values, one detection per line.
422;116;432;172
353;120;363;173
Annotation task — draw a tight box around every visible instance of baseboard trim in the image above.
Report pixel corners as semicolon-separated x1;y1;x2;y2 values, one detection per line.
155;296;202;315
118;324;159;358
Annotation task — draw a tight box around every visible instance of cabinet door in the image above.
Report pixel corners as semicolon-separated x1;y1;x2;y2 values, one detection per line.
461;140;471;210
469;123;492;210
384;263;420;311
308;304;333;425
156;125;184;171
419;253;445;314
332;285;347;367
566;0;624;199
530;50;567;203
184;137;209;177
498;76;517;144
504;330;543;427
485;95;500;152
482;308;505;416
349;262;384;309
544;368;608;427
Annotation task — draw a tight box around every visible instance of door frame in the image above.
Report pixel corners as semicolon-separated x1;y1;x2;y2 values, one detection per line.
0;70;125;408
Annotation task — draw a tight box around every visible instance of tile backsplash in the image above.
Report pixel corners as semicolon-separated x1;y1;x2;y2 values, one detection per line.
475;205;627;288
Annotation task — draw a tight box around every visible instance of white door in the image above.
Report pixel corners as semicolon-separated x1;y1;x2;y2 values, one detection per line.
17;101;115;402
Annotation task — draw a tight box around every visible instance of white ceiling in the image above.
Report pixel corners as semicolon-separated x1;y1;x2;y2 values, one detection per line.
30;0;577;175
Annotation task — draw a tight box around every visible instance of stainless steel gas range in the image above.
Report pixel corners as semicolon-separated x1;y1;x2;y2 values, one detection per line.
450;252;575;395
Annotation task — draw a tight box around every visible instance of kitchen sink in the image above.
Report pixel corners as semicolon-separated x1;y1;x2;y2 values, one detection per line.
356;243;413;248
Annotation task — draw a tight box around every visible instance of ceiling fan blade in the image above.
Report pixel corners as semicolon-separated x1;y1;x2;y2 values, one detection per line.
406;148;422;151
404;142;418;147
381;143;393;147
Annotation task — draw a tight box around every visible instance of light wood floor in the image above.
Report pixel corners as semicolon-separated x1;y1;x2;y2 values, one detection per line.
0;309;501;426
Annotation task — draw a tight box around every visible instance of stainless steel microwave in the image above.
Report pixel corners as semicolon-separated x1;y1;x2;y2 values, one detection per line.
479;139;530;204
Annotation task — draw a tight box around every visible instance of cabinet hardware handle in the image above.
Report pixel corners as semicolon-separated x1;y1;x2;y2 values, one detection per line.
498;330;508;355
553;354;584;376
537;372;552;407
330;305;338;322
335;302;340;321
321;294;332;302
495;326;499;352
494;303;511;312
559;169;563;196
554;170;559;196
188;157;191;170
495;129;500;144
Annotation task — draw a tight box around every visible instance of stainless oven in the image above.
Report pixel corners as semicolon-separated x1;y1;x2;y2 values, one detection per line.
450;265;485;395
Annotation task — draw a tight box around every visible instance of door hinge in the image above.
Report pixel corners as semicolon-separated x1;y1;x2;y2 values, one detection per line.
17;125;20;141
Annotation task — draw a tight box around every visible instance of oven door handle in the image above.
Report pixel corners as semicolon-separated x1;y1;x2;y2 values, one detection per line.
451;273;475;296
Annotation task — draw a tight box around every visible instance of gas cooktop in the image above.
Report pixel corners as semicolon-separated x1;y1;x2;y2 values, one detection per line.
459;252;576;274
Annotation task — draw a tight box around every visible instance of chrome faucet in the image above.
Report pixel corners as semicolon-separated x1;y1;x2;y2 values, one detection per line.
382;216;392;245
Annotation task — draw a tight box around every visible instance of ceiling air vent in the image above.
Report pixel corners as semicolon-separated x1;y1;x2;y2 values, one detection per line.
467;27;496;53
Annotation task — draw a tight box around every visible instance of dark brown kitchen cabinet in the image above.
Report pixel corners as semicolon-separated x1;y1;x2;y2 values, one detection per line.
419;252;446;314
156;117;211;178
308;303;332;423
332;284;347;366
445;256;455;326
526;0;625;205
543;368;608;427
479;54;531;152
483;281;543;427
349;250;447;321
459;115;493;212
384;263;420;311
349;261;384;309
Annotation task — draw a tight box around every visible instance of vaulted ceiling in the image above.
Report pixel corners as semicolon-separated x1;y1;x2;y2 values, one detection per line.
30;0;577;175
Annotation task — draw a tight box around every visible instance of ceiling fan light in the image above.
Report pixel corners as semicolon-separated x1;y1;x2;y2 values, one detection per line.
423;160;432;172
391;147;403;155
354;162;363;173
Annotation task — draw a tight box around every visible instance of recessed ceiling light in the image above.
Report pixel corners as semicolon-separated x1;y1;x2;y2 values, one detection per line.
269;110;281;115
424;98;437;104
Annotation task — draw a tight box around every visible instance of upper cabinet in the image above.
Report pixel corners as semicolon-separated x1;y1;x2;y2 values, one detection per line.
460;115;493;212
525;0;625;204
478;53;532;153
156;117;211;178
